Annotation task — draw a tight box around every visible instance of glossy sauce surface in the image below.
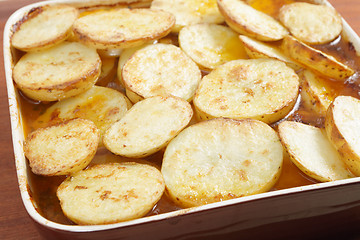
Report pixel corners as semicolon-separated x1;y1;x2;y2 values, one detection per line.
16;0;360;225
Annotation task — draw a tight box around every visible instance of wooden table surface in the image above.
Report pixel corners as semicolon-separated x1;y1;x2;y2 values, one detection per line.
0;0;360;239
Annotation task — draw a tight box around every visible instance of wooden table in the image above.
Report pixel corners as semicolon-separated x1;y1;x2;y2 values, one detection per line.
0;0;359;239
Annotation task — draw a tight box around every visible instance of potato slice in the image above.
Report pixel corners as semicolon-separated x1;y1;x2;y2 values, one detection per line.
151;0;224;33
96;57;117;86
281;35;354;80
57;162;165;225
11;5;79;51
193;59;299;124
13;41;101;102
179;24;247;70
73;8;175;49
278;121;353;182
162;118;283;208
325;96;360;176
122;43;202;103
34;86;131;143
279;2;342;44
299;70;335;117
239;35;300;70
24;119;99;176
217;0;288;41
103;96;193;158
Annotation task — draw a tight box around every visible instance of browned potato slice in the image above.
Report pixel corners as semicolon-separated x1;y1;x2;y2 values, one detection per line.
122;43;202;103
278;121;353;182
281;35;354;80
103;96;193;158
299;70;335;117
193;59;299;124
279;2;342;44
217;0;288;41
151;0;224;32
325;96;360;176
24;119;99;176
179;24;247;70
162;118;283;208
239;35;300;70
73;8;175;49
57;162;165;225
11;5;79;51
13;41;101;101
96;57;117;86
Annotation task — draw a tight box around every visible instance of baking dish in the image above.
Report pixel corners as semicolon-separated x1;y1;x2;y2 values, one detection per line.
3;0;360;239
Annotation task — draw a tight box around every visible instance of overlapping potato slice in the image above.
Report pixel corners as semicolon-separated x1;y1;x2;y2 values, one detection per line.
34;86;131;143
162;118;283;208
299;70;335;117
281;35;354;80
278;121;353;182
96;57;117;86
11;5;79;51
179;24;247;70
151;0;224;33
325;96;360;176
193;59;299;124
279;2;342;44
13;41;101;101
72;8;175;49
122;43;202;103
57;162;165;225
217;0;288;41
239;35;300;70
24;119;99;176
103;96;193;158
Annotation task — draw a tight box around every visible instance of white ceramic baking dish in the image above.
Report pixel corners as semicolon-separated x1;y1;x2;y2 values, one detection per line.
3;0;360;239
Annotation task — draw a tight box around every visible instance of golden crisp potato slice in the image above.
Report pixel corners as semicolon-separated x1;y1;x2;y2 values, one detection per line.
239;35;300;70
299;70;335;117
24;119;99;176
103;96;193;158
217;0;288;41
162;118;283;208
122;43;202;103
13;41;101;102
325;96;360;176
179;24;247;70
34;86;131;143
11;5;79;51
281;35;354;80
151;0;224;33
96;57;117;86
73;8;175;49
193;59;299;124
279;2;342;44
278;121;353;182
57;162;165;225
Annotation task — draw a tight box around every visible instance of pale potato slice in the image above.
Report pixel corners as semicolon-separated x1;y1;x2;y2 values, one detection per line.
13;41;101;102
281;35;354;80
325;96;360;176
299;70;335;117
34;86;131;143
162;118;283;208
103;96;193;158
179;24;247;70
57;162;165;225
279;2;342;44
122;43;202;103
72;8;175;49
239;35;300;70
217;0;288;41
151;0;224;33
24;119;99;176
11;5;79;51
278;121;353;182
193;59;299;124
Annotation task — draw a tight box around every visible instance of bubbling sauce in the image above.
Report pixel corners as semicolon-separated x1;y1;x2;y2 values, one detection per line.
16;0;360;225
